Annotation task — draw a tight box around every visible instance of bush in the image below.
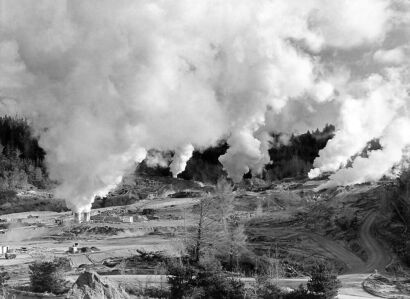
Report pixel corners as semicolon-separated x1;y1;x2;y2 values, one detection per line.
29;259;68;294
167;258;245;299
307;261;341;299
255;277;282;299
167;260;197;299
195;271;244;299
53;257;72;271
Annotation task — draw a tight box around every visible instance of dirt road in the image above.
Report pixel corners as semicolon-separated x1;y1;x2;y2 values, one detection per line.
338;274;379;299
360;211;392;273
308;233;365;273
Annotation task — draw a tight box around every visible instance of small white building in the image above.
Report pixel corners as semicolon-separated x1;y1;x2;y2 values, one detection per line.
121;216;133;223
68;243;78;254
0;246;9;254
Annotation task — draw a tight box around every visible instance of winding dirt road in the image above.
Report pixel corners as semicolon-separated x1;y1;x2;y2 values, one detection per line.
311;210;394;298
360;211;393;273
307;233;366;273
305;210;392;274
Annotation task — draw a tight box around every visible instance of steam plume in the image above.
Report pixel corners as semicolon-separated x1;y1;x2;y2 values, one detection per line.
0;0;408;211
318;117;410;190
309;72;408;177
170;144;194;178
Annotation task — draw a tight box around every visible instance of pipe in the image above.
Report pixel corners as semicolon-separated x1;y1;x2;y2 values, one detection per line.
74;212;82;224
82;211;90;222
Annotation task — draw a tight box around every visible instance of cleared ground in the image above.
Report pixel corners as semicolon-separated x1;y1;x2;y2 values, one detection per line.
0;180;406;298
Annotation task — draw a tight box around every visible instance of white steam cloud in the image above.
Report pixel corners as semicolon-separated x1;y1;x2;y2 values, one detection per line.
309;72;407;176
170;144;194;178
145;150;171;169
318;117;410;190
0;0;408;211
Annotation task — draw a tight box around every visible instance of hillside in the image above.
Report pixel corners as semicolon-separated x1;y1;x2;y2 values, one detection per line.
0;176;409;298
0;116;409;298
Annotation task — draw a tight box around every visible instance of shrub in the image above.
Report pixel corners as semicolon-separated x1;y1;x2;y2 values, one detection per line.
307;261;341;299
53;257;72;271
29;258;68;294
167;260;197;299
255;277;282;299
167;257;245;299
195;271;244;299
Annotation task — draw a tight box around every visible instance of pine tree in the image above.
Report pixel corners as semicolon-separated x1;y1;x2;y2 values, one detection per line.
29;259;67;294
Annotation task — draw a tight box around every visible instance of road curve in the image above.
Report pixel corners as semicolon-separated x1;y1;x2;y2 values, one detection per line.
307;233;365;273
360;211;393;273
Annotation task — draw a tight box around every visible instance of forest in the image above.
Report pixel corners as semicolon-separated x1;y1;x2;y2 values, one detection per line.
0;115;336;188
177;124;335;183
0;116;48;189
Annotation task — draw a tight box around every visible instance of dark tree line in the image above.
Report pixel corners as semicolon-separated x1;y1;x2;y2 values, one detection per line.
178;124;335;182
0;116;45;163
0;116;48;189
179;143;228;183
265;124;335;180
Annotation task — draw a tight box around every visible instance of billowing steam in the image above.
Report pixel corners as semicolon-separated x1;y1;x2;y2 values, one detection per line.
170;144;194;178
145;150;171;169
309;71;408;178
0;0;409;211
318;117;410;190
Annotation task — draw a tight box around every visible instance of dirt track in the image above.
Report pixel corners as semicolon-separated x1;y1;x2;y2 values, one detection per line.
360;211;393;273
307;233;365;273
314;209;393;274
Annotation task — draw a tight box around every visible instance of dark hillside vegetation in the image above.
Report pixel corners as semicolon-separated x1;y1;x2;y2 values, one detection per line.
0;116;45;163
183;124;335;182
179;142;229;183
138;124;335;183
265;124;335;180
0;116;49;189
135;143;229;184
0;117;67;215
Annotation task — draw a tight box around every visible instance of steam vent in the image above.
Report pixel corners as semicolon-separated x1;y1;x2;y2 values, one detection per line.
73;211;91;224
83;211;91;222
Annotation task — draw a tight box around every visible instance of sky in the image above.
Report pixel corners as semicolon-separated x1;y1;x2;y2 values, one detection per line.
0;0;409;211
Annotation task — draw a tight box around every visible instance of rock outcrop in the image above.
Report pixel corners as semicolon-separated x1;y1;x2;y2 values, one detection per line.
67;271;129;299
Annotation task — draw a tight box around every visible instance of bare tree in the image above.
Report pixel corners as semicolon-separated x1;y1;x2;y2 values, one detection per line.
189;178;247;268
215;177;235;232
190;194;219;262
